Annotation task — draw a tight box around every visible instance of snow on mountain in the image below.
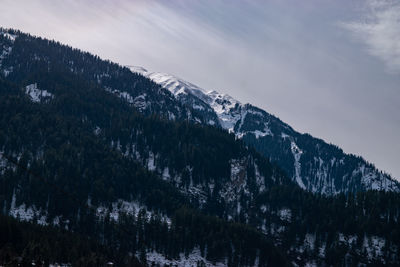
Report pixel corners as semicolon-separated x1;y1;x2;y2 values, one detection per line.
129;66;273;138
129;66;400;195
290;141;305;190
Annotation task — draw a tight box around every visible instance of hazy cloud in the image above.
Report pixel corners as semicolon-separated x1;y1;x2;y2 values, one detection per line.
341;0;400;73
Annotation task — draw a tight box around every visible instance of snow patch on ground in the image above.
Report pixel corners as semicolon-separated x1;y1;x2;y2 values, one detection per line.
260;205;267;213
145;248;226;267
304;234;315;251
278;208;292;222
95;72;111;83
8;191;64;227
291;141;305;189
3;66;13;77
353;164;399;192
52;216;61;226
105;87;150;111
95;199;171;225
193;103;205;111
338;233;357;246
0;151;8;174
363;236;385;260
94;126;101;136
252;129;272;139
1;31;17;42
49;264;71;267
105;87;134;103
255;163;266;192
237;128;272;139
234;108;273;139
319;243;326;258
9;191;42;224
235;118;272;139
9;202;36;222
162;167;170;180
147;151;156;171
185;184;208;206
25;83;54;103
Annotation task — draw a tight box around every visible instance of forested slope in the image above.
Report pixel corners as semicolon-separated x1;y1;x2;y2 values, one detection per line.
0;28;399;266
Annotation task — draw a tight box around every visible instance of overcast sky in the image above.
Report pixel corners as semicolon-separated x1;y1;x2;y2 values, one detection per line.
1;0;399;179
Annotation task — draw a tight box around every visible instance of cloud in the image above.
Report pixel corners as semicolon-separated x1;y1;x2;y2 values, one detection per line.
341;0;400;74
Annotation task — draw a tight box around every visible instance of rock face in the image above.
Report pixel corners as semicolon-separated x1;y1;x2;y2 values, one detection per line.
130;66;400;195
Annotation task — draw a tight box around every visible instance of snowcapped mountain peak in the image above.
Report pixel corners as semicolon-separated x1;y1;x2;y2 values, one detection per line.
128;66;203;97
127;66;277;141
128;66;247;131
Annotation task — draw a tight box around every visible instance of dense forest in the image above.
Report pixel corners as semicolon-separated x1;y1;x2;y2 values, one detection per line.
0;28;400;266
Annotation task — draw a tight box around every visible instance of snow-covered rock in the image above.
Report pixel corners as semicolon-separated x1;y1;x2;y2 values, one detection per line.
25;83;54;103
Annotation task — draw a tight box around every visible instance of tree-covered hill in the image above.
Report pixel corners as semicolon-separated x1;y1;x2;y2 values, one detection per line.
0;28;400;266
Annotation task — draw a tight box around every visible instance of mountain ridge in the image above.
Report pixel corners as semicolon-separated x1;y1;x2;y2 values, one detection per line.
129;65;400;194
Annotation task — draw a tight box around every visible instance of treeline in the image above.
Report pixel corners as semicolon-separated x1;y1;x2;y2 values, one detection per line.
85;207;289;266
0;205;289;266
0;213;144;266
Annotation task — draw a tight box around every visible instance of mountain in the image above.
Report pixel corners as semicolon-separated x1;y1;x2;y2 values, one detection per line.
130;66;400;195
1;28;400;266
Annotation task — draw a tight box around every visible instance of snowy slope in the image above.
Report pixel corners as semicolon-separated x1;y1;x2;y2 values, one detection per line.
130;66;400;195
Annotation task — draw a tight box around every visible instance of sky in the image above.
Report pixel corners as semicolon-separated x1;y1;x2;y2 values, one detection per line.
1;0;399;179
